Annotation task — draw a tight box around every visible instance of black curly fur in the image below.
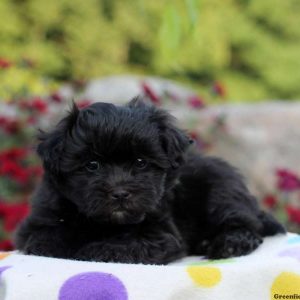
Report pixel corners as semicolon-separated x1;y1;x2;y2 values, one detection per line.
14;98;286;264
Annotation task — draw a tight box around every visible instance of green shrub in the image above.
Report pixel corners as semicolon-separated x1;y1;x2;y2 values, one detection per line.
1;0;300;100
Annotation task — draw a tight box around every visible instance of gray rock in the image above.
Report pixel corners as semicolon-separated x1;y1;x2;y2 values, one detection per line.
59;75;197;104
176;102;300;198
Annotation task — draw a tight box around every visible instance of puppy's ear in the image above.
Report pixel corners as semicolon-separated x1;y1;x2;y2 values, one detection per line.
37;102;79;173
151;109;191;169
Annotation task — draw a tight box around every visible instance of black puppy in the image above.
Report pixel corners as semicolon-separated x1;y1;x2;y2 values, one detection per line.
14;98;285;264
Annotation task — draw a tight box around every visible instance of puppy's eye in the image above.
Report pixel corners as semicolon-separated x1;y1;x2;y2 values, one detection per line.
86;161;100;172
134;158;148;169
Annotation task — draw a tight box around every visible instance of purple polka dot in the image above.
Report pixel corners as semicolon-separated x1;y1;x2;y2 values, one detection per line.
279;247;300;261
59;272;128;300
0;266;11;275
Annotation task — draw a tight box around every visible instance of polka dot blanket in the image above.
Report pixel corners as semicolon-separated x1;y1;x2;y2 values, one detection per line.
0;233;299;300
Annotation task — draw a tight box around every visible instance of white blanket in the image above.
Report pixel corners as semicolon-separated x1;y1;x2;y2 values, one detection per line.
0;233;300;300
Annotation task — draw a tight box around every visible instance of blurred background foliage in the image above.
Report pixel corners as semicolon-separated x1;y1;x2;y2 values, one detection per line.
1;0;300;101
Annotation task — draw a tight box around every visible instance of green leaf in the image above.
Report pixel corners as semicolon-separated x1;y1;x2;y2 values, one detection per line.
185;0;200;30
159;5;182;54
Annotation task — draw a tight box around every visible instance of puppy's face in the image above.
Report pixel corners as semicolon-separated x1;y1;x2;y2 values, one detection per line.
38;99;190;224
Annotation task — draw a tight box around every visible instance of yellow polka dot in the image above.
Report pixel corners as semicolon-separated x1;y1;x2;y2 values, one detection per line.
271;272;300;299
187;266;222;287
0;253;10;260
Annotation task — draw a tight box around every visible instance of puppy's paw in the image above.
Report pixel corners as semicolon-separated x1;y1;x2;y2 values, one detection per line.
146;233;186;264
75;242;133;263
19;234;70;258
207;229;263;259
75;234;185;264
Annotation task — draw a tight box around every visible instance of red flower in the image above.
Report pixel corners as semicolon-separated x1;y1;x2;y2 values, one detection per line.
0;58;12;69
141;82;161;105
50;92;63;103
77;99;92;109
0;117;21;135
19;98;48;114
286;205;300;225
15;168;31;184
0;239;13;251
0;116;7;126
276;169;300;192
262;195;277;209
0;147;41;185
0;148;27;161
31;97;48;113
212;81;226;97
5;120;20;134
0;202;29;232
188;95;205;109
0;160;30;184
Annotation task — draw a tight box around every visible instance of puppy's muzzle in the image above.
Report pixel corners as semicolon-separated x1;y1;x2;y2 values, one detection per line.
110;188;132;201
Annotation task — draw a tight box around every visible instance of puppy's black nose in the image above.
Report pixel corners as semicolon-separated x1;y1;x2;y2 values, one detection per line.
111;189;132;200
